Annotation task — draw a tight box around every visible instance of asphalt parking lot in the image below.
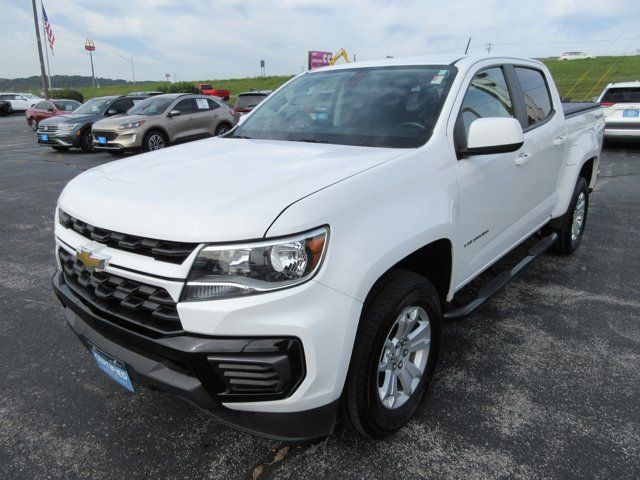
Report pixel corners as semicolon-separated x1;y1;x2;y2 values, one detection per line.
1;113;639;480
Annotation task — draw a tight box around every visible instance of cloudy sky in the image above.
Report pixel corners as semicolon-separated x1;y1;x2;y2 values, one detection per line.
1;0;639;81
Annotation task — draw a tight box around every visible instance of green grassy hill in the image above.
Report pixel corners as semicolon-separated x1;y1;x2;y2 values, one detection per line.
63;55;640;104
76;76;293;105
544;55;640;101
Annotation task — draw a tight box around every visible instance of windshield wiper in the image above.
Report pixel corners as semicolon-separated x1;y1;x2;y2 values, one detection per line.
230;134;252;139
297;138;330;144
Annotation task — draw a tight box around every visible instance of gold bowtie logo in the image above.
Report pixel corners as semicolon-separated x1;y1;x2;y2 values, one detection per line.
76;247;109;272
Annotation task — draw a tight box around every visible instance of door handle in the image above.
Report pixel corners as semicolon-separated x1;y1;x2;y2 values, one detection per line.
515;152;532;166
553;135;566;147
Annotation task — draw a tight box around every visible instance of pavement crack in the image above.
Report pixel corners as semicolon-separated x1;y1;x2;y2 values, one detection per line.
246;445;293;480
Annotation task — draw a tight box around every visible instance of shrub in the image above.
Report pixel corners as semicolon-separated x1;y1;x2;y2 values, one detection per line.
50;89;84;103
158;82;199;94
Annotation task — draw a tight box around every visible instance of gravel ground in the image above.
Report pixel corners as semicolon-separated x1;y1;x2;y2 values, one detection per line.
0;114;638;479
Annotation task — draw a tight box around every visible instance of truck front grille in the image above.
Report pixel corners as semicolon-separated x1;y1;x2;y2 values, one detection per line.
59;210;198;264
58;248;183;337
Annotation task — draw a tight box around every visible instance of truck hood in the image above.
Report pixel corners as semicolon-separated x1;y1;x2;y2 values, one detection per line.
58;137;406;243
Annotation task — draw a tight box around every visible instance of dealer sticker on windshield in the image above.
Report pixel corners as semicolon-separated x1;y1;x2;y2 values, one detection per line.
90;345;134;392
431;70;449;84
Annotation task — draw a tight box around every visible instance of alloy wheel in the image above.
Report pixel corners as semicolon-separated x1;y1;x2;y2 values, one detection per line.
571;191;586;244
148;134;165;150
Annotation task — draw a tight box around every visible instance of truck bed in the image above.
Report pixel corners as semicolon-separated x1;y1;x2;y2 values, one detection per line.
562;102;600;118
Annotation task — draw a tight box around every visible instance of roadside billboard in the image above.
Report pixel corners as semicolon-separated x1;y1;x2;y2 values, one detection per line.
308;51;332;70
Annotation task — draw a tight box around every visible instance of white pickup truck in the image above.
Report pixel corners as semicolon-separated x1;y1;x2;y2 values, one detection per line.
53;55;604;441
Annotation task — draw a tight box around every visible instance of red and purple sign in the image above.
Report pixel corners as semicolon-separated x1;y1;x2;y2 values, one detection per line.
308;51;332;70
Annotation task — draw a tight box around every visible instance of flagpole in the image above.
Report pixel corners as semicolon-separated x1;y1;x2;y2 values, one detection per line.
41;2;52;91
30;0;49;99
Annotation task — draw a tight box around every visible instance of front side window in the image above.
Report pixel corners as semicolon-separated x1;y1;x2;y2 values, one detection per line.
457;67;514;142
53;100;79;111
514;67;553;126
174;98;196;115
74;97;114;114
35;101;49;109
110;99;134;114
232;66;457;148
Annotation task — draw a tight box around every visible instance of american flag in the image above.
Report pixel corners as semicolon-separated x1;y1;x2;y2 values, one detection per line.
42;2;55;54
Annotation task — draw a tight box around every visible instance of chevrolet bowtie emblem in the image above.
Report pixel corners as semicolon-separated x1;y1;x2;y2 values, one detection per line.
76;246;110;272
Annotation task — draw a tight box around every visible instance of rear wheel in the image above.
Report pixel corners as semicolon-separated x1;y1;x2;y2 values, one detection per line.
79;129;95;153
549;177;589;254
29;118;38;131
143;130;167;151
339;270;441;437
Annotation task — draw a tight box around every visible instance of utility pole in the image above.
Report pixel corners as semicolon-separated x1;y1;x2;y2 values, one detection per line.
30;0;49;99
486;43;493;54
120;55;135;83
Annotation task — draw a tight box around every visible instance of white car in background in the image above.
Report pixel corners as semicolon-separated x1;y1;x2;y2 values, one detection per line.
598;81;640;140
558;52;594;61
0;93;39;112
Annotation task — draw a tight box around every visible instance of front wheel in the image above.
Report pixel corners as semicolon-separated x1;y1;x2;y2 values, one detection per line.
79;129;95;153
143;130;168;151
550;177;589;254
29;118;38;131
339;270;441;437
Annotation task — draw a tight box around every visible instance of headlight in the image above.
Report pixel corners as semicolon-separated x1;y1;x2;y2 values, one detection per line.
58;123;79;130
117;120;145;130
182;226;329;301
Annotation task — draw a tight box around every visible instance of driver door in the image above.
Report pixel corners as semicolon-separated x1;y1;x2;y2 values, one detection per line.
453;66;533;288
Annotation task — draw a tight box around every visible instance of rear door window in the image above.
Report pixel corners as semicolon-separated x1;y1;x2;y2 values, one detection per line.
601;87;640;104
206;98;220;110
514;67;553;127
110;99;134;114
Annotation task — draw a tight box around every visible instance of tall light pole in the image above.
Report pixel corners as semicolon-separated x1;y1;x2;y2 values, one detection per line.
30;0;49;99
120;55;135;84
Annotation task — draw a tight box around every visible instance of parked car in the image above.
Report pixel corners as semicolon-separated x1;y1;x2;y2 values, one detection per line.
558;51;594;61
26;99;81;131
597;81;640;140
91;94;235;154
52;55;603;441
37;94;150;152
0;93;38;112
233;90;272;123
194;83;230;101
0;100;13;116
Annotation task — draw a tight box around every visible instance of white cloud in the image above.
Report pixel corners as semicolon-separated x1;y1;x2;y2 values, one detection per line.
1;0;639;81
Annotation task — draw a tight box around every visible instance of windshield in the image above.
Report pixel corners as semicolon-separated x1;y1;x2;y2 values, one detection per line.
74;97;113;114
53;100;79;112
128;97;174;115
232;65;456;148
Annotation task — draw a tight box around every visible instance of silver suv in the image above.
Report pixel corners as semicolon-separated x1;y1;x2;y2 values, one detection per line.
91;94;235;154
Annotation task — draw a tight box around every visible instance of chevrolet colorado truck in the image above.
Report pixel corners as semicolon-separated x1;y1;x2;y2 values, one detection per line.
52;55;604;441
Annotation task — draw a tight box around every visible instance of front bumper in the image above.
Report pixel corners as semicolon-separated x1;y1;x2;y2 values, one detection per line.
93;130;142;151
38;131;80;148
52;270;346;441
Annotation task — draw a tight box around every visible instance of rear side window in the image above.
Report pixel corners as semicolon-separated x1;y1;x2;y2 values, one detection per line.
514;67;553;127
110;99;134;114
601;87;640;104
458;67;514;141
235;94;267;109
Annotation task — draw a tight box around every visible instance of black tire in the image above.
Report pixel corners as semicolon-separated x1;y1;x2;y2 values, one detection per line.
52;146;70;152
79;129;95;153
549;177;589;254
215;123;231;136
29;117;38;131
339;270;441;438
143;130;168;152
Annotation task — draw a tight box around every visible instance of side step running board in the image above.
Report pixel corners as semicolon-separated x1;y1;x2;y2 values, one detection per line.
443;232;558;320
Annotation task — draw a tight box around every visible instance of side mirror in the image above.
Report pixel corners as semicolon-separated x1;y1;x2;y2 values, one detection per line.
168;109;181;117
464;117;524;156
106;109;118;116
